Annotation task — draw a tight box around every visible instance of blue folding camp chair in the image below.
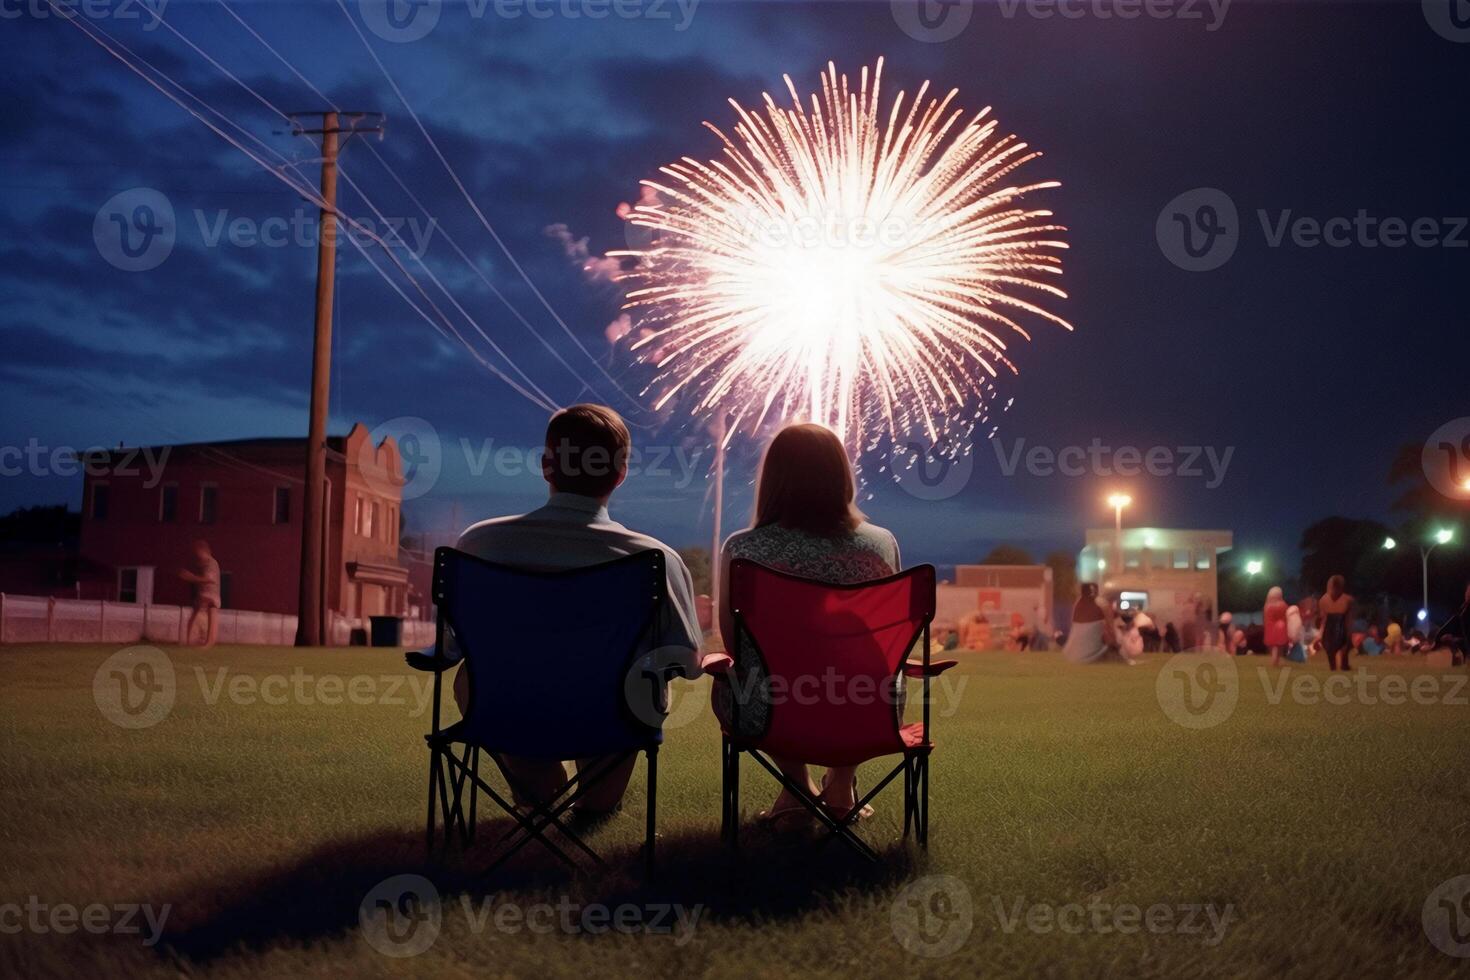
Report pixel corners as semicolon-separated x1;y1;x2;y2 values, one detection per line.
408;546;676;876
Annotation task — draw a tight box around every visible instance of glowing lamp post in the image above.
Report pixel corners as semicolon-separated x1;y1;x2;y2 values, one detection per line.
1391;529;1455;622
1245;559;1264;576
1106;493;1131;587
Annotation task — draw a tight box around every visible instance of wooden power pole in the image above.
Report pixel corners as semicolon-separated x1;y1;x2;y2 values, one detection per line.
290;110;383;647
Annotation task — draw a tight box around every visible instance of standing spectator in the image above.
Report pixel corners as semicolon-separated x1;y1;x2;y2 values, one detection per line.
1264;586;1290;667
1179;593;1200;650
1163;622;1181;653
1317;575;1355;671
179;539;220;650
1431;582;1470;666
1063;583;1118;664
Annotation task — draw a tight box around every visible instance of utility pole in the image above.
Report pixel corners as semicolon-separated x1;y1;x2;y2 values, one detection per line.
291;110;383;646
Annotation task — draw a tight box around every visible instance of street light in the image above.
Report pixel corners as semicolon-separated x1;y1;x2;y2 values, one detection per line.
1414;528;1455;623
1245;559;1264;576
1106;493;1131;586
1382;536;1396;550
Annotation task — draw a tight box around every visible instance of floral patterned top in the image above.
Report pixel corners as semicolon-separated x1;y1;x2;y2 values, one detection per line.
715;522;902;738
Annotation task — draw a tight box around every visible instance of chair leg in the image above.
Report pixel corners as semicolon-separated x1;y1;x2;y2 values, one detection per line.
723;739;741;851
902;756;913;841
468;748;479;844
645;745;658;879
425;746;437;852
918;753;930;848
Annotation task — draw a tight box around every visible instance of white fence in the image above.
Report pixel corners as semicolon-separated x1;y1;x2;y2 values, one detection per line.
0;594;434;647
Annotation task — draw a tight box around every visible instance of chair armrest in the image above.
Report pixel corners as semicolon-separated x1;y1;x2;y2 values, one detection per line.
405;647;457;673
903;658;959;678
700;651;734;676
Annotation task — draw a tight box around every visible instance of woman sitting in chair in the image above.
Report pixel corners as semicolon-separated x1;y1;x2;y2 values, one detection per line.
716;422;901;824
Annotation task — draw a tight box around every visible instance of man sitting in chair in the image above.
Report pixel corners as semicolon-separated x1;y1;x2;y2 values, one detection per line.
450;404;702;819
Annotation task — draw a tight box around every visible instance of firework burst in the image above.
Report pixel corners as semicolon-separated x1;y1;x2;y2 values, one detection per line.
611;58;1072;454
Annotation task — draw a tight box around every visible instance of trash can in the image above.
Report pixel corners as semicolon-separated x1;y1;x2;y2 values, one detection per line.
369;615;404;647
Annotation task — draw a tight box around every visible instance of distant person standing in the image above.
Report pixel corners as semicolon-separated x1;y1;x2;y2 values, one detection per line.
1179;593;1200;650
1317;575;1354;671
1264;586;1290;667
1431;582;1470;667
179;539;220;649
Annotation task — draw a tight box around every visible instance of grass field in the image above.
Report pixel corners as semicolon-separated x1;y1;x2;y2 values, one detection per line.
2;642;1468;978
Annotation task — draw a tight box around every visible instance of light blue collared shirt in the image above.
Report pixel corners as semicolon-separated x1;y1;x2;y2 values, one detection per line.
456;492;702;676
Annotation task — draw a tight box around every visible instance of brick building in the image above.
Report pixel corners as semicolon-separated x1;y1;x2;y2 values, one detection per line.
77;424;414;619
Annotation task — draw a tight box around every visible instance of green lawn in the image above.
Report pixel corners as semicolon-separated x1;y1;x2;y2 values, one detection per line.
1;643;1468;978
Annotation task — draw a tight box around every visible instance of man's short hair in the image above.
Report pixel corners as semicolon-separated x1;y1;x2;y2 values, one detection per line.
543;404;631;498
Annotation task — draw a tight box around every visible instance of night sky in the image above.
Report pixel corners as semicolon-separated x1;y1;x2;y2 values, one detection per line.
2;0;1467;572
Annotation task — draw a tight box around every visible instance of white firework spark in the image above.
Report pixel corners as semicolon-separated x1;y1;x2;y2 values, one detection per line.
611;58;1072;453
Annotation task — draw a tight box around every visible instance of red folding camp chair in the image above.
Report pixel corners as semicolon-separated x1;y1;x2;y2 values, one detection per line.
710;559;953;861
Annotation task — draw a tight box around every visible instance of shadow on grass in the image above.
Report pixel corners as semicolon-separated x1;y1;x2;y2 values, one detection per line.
156;814;921;962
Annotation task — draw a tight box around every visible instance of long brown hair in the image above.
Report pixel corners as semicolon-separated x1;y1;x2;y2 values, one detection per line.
753;423;863;537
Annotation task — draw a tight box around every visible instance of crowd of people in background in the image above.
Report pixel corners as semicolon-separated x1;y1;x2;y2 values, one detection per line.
1052;575;1470;668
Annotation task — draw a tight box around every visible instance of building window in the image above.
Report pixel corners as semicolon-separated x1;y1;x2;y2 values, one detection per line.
367;500;379;540
388;505;397;544
118;567;138;603
199;484;218;524
273;486;291;525
91;483;110;521
354;495;364;536
1195;551;1212;570
159;484;178;523
1172;549;1191;570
